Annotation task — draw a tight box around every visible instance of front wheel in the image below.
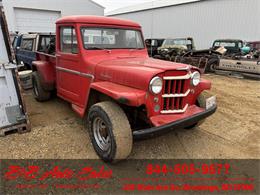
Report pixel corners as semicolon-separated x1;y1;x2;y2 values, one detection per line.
87;101;133;162
185;92;208;129
206;58;219;73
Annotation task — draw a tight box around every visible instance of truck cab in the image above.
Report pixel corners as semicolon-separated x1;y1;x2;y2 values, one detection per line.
32;16;217;162
212;39;244;55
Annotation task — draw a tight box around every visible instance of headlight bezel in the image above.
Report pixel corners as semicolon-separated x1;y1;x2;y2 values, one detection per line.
149;76;163;95
191;71;201;86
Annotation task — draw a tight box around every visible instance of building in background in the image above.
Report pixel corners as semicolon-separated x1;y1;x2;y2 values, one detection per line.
107;0;260;49
2;0;104;33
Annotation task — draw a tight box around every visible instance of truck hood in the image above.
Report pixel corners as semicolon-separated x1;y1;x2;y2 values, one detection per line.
95;57;191;90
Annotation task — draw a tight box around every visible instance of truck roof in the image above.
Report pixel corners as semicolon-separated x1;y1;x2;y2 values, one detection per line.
56;15;141;28
214;39;243;42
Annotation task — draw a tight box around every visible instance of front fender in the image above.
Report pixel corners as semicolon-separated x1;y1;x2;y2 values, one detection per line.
32;61;55;90
90;81;146;107
192;78;212;103
199;78;211;90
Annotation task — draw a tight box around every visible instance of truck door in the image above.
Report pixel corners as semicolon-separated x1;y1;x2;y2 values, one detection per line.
56;26;81;104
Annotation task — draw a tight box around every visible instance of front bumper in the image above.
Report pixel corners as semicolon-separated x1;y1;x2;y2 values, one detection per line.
133;104;217;140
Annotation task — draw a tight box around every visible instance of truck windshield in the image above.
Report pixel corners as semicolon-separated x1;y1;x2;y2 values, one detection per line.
163;39;192;46
81;27;144;49
213;41;243;48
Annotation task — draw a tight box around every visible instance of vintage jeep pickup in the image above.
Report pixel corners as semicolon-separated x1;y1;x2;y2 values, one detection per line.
32;16;217;162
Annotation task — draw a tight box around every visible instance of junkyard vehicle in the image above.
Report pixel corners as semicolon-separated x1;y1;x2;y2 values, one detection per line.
145;38;165;57
213;55;260;80
212;39;244;56
0;8;30;136
175;48;225;73
15;33;55;69
32;16;217;162
155;37;195;60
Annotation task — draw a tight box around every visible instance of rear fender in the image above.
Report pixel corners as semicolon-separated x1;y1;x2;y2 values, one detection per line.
90;81;147;107
32;61;55;91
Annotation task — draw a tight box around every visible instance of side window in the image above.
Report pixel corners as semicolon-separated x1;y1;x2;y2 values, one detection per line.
60;27;78;54
38;36;51;52
125;30;143;48
20;39;34;51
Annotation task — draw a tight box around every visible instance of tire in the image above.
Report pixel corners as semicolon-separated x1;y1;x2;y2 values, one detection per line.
32;72;51;102
185;92;208;129
87;101;133;162
206;58;219;73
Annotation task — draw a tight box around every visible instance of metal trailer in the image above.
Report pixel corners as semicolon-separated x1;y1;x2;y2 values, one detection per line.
0;7;30;136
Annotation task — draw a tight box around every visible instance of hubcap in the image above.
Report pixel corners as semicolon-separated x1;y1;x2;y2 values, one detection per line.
93;117;111;152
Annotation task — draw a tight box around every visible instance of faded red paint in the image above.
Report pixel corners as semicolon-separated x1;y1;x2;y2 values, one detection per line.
32;15;213;127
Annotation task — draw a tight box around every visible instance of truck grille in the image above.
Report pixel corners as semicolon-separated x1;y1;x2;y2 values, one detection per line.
161;74;191;114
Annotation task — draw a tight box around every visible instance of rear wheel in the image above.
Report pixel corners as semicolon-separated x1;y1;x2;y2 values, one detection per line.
87;101;133;162
32;72;51;102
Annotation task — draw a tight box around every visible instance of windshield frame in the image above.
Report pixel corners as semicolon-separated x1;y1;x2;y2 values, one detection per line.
80;26;145;50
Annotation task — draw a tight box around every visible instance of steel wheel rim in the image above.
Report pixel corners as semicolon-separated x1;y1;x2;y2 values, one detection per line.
210;63;217;72
93;117;111;152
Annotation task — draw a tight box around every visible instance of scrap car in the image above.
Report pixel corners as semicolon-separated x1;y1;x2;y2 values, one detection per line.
154;37;195;61
31;16;217;162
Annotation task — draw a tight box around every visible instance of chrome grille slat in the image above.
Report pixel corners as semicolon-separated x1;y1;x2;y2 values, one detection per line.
161;73;190;114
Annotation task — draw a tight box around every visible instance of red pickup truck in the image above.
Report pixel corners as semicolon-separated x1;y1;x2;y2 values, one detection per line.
32;16;217;162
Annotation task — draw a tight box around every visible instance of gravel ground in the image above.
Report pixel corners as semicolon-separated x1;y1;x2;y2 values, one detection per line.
0;74;259;159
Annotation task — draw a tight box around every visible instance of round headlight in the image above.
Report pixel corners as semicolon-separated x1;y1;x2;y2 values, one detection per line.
191;71;201;86
149;76;163;94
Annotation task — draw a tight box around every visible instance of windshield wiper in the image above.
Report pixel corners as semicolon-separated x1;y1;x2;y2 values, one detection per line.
87;46;112;53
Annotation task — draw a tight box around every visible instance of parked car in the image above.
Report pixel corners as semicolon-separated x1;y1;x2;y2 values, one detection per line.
155;37;195;60
31;16;217;162
15;33;55;69
145;38;165;57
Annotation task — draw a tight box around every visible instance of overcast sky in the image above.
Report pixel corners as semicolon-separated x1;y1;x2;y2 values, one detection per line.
93;0;154;13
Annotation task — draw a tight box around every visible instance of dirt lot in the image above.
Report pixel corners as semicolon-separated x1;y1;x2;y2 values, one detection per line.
0;75;259;159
